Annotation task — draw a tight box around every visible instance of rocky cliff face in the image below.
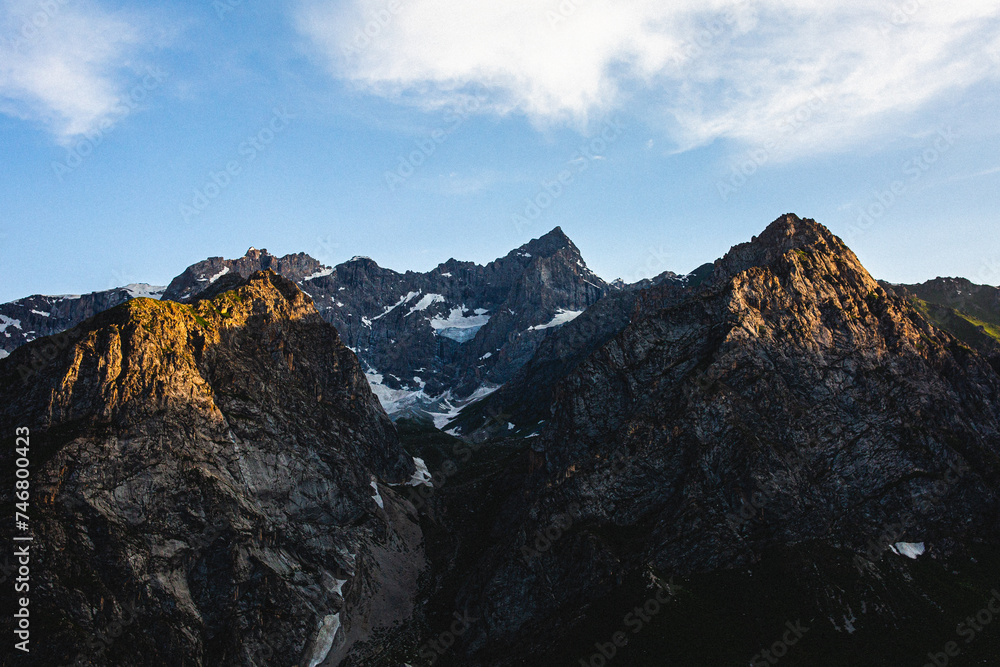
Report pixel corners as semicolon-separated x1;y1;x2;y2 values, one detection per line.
3;230;612;416
0;271;425;666
131;228;610;412
447;263;714;439
426;215;1000;665
4;216;1000;666
162;249;326;303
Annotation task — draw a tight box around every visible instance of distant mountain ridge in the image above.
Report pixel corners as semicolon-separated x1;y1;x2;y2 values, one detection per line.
2;229;995;421
0;284;165;358
883;277;1000;372
3;215;1000;666
1;229;686;417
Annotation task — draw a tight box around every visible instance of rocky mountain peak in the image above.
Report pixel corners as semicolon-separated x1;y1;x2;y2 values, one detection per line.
712;213;855;284
513;226;579;260
340;255;383;271
162;250;327;302
0;269;424;665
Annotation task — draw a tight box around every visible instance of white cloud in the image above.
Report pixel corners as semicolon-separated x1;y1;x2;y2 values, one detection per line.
0;0;159;143
297;0;1000;156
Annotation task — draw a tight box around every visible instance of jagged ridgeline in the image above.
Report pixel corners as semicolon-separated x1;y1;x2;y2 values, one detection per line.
0;271;426;666
1;215;1000;667
430;215;1000;666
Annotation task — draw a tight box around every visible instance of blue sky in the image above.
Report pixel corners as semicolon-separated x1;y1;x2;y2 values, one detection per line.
1;0;999;303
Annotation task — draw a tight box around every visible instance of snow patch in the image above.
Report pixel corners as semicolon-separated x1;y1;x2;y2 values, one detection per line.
0;315;23;333
528;309;583;331
430;306;490;342
0;349;8;360
429;396;463;429
891;542;925;559
428;384;499;430
408;457;433;487
370;480;384;509
304;266;334;281
366;370;431;414
30;309;50;317
207;267;230;284
305;613;341;667
407;293;445;315
373;291;420;321
124;284;166;299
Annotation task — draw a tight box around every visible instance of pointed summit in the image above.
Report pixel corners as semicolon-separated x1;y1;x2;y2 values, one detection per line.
713;213;852;283
513;226;579;260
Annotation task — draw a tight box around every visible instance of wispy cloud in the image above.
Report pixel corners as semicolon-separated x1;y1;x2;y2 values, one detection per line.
0;0;163;143
296;0;1000;157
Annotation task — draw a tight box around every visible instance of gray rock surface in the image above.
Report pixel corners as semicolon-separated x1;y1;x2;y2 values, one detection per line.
0;271;424;666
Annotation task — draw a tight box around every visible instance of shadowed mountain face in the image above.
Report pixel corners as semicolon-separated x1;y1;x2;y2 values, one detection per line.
0;271;424;667
425;215;1000;665
297;227;609;402
3;216;1000;667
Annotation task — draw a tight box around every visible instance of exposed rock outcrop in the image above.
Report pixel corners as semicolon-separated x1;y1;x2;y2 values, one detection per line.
0;271;424;666
433;215;1000;665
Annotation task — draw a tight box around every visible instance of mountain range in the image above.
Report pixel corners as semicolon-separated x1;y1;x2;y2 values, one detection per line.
2;214;1000;666
2;228;701;421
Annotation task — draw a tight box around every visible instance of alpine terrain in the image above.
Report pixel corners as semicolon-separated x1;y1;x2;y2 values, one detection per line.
2;215;999;667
